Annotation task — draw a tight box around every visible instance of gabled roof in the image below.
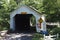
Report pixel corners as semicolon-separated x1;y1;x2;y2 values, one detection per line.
16;5;42;15
25;5;42;15
10;5;45;18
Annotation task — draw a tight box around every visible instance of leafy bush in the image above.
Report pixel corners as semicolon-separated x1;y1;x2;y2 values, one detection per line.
0;0;17;31
32;33;44;40
49;27;60;35
56;38;60;40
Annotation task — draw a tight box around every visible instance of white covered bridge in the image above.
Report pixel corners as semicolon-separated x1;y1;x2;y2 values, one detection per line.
10;5;46;33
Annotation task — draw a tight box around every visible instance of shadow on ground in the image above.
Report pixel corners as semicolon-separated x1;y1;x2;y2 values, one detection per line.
0;26;36;40
0;30;36;40
0;32;33;40
8;35;32;40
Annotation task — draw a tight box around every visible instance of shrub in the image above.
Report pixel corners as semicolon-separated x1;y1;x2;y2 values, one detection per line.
49;27;60;35
32;33;44;40
56;38;60;40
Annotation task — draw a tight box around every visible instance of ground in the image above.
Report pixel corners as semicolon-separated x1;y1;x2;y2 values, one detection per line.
0;30;35;40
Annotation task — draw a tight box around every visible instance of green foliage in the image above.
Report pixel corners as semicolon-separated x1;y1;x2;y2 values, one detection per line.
49;27;60;35
56;38;60;40
43;0;57;14
30;15;36;26
32;33;44;40
0;0;17;30
43;0;60;22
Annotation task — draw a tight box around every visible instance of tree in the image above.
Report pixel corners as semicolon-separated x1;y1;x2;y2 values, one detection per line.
42;0;60;22
0;0;17;30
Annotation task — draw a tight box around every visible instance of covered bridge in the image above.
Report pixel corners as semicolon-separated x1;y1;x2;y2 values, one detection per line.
10;5;46;32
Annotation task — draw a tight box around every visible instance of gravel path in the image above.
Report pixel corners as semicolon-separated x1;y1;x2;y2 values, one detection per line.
0;30;34;40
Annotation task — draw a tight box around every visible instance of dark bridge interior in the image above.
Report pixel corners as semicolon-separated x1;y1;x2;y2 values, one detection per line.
14;14;36;33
